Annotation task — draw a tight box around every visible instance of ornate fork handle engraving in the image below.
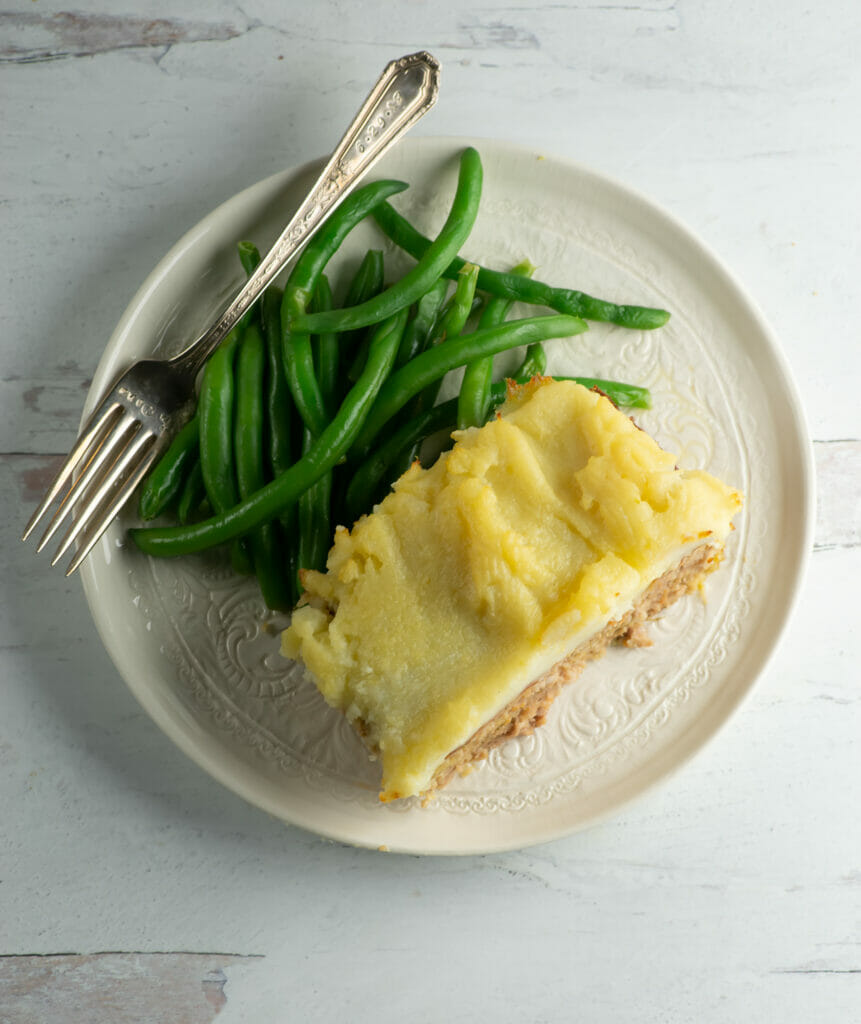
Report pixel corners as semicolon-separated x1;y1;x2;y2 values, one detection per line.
173;52;440;374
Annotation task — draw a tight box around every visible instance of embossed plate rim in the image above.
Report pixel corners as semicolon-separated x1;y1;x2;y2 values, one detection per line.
78;136;814;854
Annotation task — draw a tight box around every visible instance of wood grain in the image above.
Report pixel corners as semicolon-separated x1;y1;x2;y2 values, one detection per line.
813;440;861;551
0;953;255;1024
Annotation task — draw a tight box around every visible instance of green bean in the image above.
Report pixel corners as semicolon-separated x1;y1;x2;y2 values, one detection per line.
312;275;338;414
346;339;368;383
177;459;206;525
296;427;333;590
284;527;301;608
237;240;263;330
457;350;493;432
457;258;535;430
372;201;671;330
511;342;547;381
138;414;199;520
342;251;387;383
485;375;651;409
345;399;456;522
395;278;449;368
263;277;300;600
349;314;587;461
234;323;292;611
231;543;254;580
378;440;423;507
245;239;296;483
557;376;651;409
405;262;478;425
291;148;484;335
341;250;385;350
261;284;293;478
280;315;330;438
199;335;240;509
281;180;407;435
130;307;409;559
234;325;266;500
343;253;388;386
439;262;479;340
198;328;253;574
240;241;294;476
237;240;260;277
344;249;385;306
295;281;340;591
389;441;421;480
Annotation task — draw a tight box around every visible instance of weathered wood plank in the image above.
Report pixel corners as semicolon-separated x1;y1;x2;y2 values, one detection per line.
0;10;242;64
0;952;256;1024
0;376;92;459
813;439;861;551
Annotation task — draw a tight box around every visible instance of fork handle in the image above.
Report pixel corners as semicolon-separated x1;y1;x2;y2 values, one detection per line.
172;51;440;374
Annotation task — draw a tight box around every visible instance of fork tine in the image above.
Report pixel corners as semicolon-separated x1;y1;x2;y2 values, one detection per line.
64;442;162;576
22;401;123;542
50;429;157;567
34;414;140;554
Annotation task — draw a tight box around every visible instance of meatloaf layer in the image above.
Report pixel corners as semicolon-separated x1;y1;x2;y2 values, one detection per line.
283;381;742;802
425;541;721;796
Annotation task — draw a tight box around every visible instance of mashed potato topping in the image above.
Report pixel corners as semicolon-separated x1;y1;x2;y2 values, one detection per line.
283;380;742;800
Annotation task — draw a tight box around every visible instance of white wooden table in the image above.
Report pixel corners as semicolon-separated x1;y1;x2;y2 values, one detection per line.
2;2;858;1021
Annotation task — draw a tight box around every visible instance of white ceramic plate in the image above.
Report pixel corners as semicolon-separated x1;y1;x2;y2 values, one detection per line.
80;137;813;855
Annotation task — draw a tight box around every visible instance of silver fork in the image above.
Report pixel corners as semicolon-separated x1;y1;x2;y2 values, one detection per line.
23;51;440;576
